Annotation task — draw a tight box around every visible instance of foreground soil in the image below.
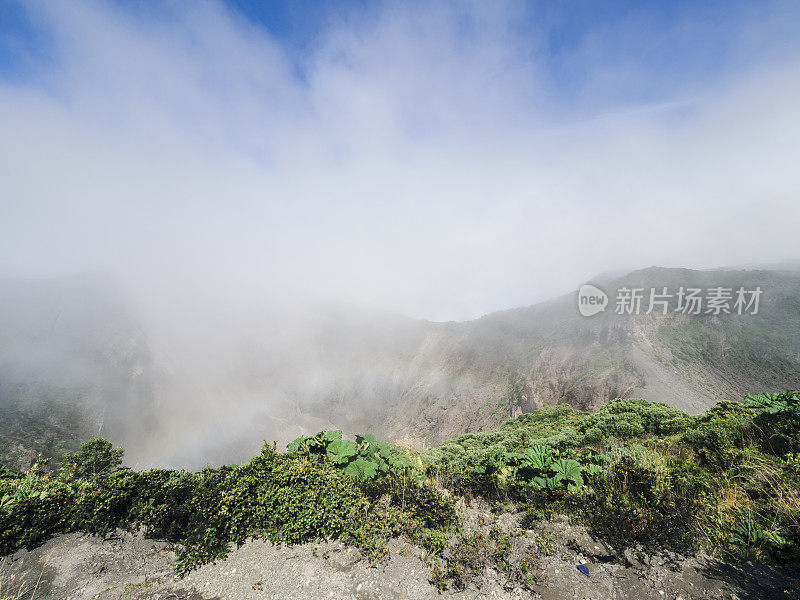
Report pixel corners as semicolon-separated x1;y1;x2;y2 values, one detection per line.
4;517;799;600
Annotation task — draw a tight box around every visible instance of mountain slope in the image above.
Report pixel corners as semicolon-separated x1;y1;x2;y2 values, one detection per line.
307;266;800;447
1;266;799;468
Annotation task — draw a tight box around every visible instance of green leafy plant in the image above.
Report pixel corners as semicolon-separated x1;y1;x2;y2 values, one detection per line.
344;457;378;480
551;458;583;491
744;390;800;455
326;439;359;465
286;431;420;483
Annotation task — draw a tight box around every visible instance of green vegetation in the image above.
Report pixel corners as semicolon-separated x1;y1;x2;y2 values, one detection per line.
0;389;92;470
429;525;544;592
286;430;424;482
1;391;799;591
657;307;800;385
0;437;455;575
504;375;528;412
424;390;800;568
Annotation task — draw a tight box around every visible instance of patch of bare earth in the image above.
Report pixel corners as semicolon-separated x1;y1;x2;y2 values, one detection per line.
4;516;799;600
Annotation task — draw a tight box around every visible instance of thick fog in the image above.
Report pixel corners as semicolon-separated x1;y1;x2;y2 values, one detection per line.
1;0;800;322
2;1;800;467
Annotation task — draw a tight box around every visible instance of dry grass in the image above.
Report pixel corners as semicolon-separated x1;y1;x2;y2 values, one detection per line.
0;557;47;600
695;452;800;561
717;483;746;512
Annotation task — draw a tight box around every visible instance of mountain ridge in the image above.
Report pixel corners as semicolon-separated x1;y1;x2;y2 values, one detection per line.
1;265;799;468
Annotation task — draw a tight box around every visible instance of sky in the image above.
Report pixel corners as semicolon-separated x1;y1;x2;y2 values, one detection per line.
1;0;800;321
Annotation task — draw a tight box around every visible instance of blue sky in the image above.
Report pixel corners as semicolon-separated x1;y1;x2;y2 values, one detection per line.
238;0;799;115
1;1;800;319
3;1;797;116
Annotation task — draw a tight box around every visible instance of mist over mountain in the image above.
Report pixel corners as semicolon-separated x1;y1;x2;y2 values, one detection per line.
2;265;798;470
5;4;800;597
2;1;800;471
0;275;157;468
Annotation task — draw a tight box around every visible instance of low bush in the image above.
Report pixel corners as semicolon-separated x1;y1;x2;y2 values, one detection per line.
578;454;706;555
429;525;543;592
744;390;800;456
0;441;454;575
578;398;694;441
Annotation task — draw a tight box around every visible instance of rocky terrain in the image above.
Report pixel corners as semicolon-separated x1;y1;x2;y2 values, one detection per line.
4;514;799;600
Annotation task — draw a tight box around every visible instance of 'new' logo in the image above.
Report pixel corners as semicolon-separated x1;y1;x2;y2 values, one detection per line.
578;284;608;317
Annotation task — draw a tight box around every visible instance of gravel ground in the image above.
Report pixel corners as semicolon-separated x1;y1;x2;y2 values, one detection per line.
4;518;799;600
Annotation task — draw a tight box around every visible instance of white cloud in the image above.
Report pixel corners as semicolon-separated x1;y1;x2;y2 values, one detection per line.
1;0;800;321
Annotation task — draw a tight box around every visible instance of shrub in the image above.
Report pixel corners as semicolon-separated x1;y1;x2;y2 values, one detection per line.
60;438;123;479
744;391;800;456
0;438;457;576
4;391;800;585
429;526;543;592
683;401;756;469
578;398;694;443
0;468;72;553
580;454;706;556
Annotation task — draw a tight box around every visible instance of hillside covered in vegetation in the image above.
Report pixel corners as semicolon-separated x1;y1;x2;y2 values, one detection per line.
2;391;799;592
